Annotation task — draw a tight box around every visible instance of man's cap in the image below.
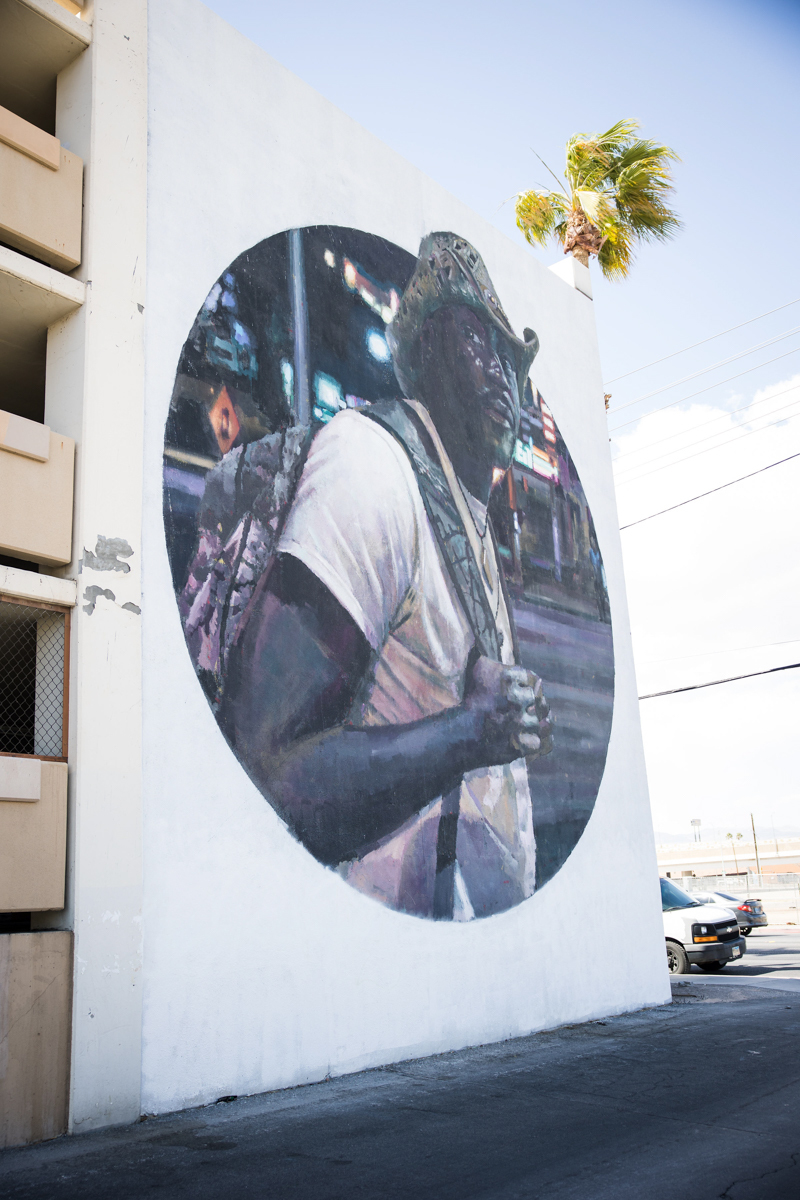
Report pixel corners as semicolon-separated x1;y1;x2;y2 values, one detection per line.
387;232;539;396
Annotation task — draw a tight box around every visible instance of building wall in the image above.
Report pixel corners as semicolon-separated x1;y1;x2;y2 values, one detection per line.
38;0;148;1135
140;0;666;1116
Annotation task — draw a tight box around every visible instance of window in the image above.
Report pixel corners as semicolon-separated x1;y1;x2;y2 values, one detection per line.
0;597;69;760
660;877;700;912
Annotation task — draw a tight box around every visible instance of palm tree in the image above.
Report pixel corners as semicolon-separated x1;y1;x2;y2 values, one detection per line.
515;119;681;280
726;831;743;874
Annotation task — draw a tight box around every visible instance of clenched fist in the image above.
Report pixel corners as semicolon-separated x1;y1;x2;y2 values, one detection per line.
463;656;554;767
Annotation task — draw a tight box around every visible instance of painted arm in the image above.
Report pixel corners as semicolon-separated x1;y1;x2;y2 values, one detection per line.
224;554;552;865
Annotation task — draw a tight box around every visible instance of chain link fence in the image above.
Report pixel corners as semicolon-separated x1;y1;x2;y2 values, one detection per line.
680;873;800;923
0;598;68;758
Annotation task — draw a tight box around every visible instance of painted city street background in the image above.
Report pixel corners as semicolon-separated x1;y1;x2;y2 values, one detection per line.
163;226;614;897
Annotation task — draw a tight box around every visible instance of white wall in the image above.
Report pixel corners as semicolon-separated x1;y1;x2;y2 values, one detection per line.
42;0;148;1133
141;0;667;1116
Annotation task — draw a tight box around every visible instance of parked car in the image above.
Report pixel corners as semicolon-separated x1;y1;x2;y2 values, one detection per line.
660;877;746;974
690;891;768;935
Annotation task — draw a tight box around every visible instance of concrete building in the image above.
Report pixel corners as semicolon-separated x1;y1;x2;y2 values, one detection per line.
657;838;800;879
0;0;665;1148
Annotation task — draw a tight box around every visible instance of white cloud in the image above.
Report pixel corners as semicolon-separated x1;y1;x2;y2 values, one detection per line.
611;375;800;835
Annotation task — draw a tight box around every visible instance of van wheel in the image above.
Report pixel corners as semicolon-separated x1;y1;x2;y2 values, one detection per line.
698;961;726;972
741;928;751;936
666;942;689;974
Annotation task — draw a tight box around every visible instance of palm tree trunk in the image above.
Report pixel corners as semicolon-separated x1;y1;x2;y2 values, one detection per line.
563;206;602;268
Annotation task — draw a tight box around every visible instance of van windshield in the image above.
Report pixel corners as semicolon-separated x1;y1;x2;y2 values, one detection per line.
660;878;701;912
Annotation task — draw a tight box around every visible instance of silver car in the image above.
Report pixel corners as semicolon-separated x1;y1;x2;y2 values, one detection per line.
691;891;768;936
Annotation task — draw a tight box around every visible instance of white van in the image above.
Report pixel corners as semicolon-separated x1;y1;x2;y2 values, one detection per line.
660;877;746;974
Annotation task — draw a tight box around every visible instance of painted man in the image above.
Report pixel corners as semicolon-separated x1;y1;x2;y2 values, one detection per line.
225;232;554;919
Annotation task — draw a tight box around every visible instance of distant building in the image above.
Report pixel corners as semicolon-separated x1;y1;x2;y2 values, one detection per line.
657;839;800;878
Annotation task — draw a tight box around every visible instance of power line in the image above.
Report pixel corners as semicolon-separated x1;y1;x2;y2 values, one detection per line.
611;381;800;463
609;354;800;434
614;408;800;487
605;297;800;384
639;661;800;700
618;452;800;528
607;326;800;414
614;395;800;479
613;395;800;481
641;637;800;666
614;407;800;487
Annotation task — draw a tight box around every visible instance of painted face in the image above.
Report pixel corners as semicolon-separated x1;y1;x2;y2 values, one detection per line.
418;305;521;478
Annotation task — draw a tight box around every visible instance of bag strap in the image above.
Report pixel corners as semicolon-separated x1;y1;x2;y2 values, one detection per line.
362;399;504;662
362;399;520;920
219;424;314;692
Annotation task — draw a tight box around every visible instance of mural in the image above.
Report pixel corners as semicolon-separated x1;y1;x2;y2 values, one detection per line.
163;227;614;920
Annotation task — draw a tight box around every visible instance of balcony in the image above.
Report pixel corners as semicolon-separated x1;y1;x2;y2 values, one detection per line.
0;570;74;1150
0;407;75;565
0;759;68;910
0;0;91;135
0;103;83;272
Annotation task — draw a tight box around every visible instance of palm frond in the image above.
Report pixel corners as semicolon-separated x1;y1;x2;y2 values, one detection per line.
565;119;641;192
597;221;634;280
575;190;608;223
611;138;679;178
517;119;680;278
515;189;569;247
592;118;641;156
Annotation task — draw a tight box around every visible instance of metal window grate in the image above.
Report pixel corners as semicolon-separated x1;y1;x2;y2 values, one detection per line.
0;598;69;759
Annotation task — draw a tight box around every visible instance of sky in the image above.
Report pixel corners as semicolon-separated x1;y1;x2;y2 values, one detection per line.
204;0;800;840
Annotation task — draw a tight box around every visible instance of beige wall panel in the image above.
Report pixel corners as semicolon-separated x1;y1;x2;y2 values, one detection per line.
0;762;67;911
0;430;74;564
0;931;72;1147
0;410;51;460
0;141;82;271
0;104;61;169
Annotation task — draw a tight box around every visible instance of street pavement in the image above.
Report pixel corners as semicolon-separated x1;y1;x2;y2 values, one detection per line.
2;946;799;1200
709;925;800;980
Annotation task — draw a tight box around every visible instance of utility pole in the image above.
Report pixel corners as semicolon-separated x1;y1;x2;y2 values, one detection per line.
750;812;762;882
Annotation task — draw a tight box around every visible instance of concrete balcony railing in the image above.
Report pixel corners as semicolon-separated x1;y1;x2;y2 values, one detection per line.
0;408;75;565
0;758;68;911
0;103;83;272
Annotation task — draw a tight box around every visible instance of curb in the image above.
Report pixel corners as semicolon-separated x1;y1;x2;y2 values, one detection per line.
673;975;800;994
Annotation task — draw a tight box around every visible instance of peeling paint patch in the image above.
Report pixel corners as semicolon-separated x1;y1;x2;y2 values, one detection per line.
83;536;135;574
121;601;142;615
83;585;115;614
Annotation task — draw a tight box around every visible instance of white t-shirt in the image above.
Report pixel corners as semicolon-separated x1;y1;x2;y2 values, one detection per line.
278;407;536;919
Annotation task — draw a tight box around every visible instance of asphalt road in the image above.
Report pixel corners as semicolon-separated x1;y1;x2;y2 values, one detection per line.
2;978;798;1200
